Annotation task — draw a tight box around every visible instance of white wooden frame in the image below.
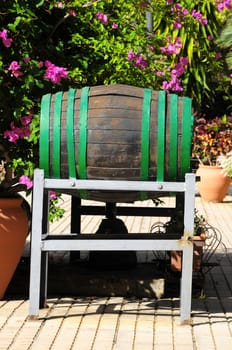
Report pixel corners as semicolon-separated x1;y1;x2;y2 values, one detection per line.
29;169;195;323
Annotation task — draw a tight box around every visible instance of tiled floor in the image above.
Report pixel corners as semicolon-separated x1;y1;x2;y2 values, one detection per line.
0;194;232;349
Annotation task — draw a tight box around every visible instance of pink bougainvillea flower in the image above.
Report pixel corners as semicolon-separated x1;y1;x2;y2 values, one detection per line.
128;49;136;61
179;56;189;65
175;3;182;10
156;71;165;76
174;20;182;29
172;63;185;77
172;57;188;78
20;125;31;138
8;60;23;78
112;23;118;29
217;0;232;11
8;61;21;71
20;113;33;126
50;191;57;200
44;60;68;83
4;112;32;142
215;52;223;60
161;43;178;55
201;18;208;25
161;37;182;55
11;70;23;78
191;10;202;21
3;129;20;143
128;50;148;69
162;56;188;92
68;10;76;16
4;121;24;140
171;3;188;15
170;3;188;29
95;12;108;24
135;55;148;69
23;56;31;63
191;9;208;25
162;76;183;92
19;175;33;190
0;29;13;48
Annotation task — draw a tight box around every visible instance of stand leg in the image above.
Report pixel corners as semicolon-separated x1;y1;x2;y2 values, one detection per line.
69;196;81;263
29;169;45;317
39;191;49;308
180;173;195;323
180;242;193;324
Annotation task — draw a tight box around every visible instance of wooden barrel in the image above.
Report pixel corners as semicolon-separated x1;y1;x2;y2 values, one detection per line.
39;84;193;202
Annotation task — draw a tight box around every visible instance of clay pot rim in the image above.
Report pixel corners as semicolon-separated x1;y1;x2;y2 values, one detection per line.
197;164;223;170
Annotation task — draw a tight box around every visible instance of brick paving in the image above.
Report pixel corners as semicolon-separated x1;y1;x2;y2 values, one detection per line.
0;194;232;349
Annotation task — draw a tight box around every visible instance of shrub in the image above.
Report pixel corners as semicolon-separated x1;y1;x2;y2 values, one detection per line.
191;115;232;166
0;0;231;217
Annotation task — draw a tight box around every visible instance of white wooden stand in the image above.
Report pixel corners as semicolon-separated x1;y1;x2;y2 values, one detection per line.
29;169;195;323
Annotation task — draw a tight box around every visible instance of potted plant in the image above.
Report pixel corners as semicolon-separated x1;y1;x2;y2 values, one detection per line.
0;139;64;298
0;143;32;299
192;115;232;202
169;210;207;272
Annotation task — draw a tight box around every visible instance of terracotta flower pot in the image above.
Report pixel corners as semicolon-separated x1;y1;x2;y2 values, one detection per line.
196;164;231;202
0;197;30;299
170;234;206;272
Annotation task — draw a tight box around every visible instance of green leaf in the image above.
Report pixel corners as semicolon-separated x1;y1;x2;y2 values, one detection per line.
8;16;22;32
187;37;194;65
36;0;45;8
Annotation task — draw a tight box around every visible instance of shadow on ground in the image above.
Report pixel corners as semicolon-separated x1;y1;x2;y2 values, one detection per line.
6;254;208;300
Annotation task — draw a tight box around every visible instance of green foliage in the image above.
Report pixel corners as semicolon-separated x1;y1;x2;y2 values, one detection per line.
48;195;65;222
217;14;232;69
192;115;232;166
217;151;232;177
0;0;231;219
66;0;231;113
